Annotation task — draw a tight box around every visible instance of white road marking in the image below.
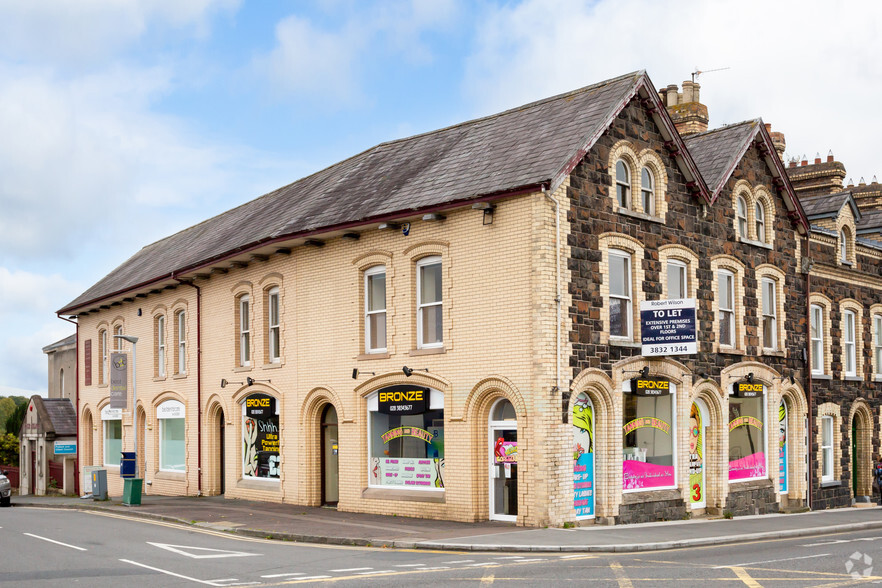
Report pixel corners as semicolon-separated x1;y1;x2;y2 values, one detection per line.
394;564;426;567
23;533;87;551
356;570;395;575
208;581;259;587
466;562;495;567
295;576;331;580
121;558;227;586
512;559;546;563
261;572;306;578
147;542;260;559
494;556;524;560
803;536;882;547
560;554;590;559
420;567;451;571
713;553;831;569
330;567;373;572
444;559;474;563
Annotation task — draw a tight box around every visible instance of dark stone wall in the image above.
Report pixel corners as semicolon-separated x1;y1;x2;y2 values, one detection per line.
724;480;780;516
617;490;687;524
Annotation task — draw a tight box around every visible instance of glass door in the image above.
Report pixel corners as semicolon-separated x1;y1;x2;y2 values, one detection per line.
489;399;518;521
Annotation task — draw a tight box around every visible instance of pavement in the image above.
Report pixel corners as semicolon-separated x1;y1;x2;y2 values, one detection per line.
11;493;882;553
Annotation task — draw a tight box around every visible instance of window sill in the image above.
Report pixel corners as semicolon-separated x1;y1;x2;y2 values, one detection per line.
153;376;167;383
718;347;745;356
812;374;833;380
237;478;281;491
874;375;882;382
262;362;283;370
361;487;445;503
409;347;446;357
616;207;665;225
172;373;187;380
844;376;864;382
98;383;108;389
821;480;842;488
609;339;641;349
155;470;185;481
737;237;773;250
761;349;786;357
357;352;390;361
233;366;253;373
840;260;853;267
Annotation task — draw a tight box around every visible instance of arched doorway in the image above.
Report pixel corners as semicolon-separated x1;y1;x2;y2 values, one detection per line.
489;398;517;521
137;407;146;488
779;399;788;495
82;411;93;467
851;404;872;500
218;408;225;495
689;399;709;510
572;392;595;519
321;405;339;506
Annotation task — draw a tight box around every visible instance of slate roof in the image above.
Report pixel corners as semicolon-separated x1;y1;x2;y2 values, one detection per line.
857;208;882;232
63;71;673;314
42;334;76;354
27;397;77;439
684;121;760;197
799;192;860;221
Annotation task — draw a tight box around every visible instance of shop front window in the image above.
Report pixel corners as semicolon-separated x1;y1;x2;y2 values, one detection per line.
573;392;595;518
368;386;444;489
101;405;122;467
157;400;185;472
729;385;767;481
242;393;280;479
622;378;675;491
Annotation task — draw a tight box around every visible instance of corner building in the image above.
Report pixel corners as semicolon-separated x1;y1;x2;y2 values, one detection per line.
62;71;819;526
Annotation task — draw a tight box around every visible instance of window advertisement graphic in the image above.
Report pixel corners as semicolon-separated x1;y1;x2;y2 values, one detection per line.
243;393;280;479
779;400;788;493
689;402;704;504
729;389;766;481
573;392;594;517
623;380;675;490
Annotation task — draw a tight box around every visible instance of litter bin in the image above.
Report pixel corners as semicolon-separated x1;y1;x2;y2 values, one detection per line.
123;478;143;506
91;469;107;500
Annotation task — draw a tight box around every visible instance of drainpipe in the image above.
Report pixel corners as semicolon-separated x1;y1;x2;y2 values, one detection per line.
542;184;562;394
58;314;78;494
804;235;814;509
175;278;203;496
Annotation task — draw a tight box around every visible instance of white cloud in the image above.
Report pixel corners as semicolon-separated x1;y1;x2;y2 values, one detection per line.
0;268;83;318
0;0;240;66
463;0;882;180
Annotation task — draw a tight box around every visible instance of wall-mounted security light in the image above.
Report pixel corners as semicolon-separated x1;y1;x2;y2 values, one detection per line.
342;233;360;241
422;213;446;222
352;368;376;379
220;379;243;389
378;222;401;230
402;366;430;377
746;372;754;384
305;239;325;247
472;202;496;225
246;377;271;386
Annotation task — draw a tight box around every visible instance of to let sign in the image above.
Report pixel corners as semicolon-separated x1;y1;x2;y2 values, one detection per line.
640;298;697;356
110;353;128;409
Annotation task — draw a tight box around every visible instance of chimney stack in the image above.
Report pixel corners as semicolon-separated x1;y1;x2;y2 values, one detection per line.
661;80;709;136
765;123;786;162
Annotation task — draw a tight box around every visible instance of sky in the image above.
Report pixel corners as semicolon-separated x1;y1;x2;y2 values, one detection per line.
1;0;881;398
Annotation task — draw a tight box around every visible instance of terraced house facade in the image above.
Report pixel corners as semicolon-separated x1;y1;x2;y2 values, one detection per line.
58;70;880;526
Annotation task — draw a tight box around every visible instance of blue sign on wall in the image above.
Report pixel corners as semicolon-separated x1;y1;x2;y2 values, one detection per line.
54;442;76;455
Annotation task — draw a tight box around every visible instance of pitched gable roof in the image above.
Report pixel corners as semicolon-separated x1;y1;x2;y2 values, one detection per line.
60;71;709;315
24;396;77;439
800;191;860;221
684;119;809;235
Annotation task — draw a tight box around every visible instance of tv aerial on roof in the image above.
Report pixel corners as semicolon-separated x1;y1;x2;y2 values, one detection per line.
691;66;730;83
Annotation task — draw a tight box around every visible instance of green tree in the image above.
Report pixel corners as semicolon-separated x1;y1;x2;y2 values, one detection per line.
0;433;18;466
9;396;27;408
4;402;27;439
0;398;15;434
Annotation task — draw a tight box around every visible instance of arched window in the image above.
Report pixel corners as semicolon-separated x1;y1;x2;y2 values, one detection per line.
640;167;654;215
736;195;748;238
840;229;849;263
755;201;765;243
608;249;632;339
615;160;631;208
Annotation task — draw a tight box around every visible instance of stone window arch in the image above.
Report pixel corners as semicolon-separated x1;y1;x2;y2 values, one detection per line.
809;294;833;376
817;402;842;484
598;233;646;345
659;245;698;300
839;299;864;379
756;265;786;353
608;141;668;221
710;255;746;352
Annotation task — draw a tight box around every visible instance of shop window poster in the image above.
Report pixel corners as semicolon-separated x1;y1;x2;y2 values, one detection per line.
689;403;704;504
243;393;280;479
779;402;788;493
572;393;594;517
728;401;766;481
494;438;518;463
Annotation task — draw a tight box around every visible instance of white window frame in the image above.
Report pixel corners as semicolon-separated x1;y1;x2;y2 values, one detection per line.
755;201;765;243
640;166;654;216
811;305;825;375
821;415;834;482
157;315;166;378
417;256;443;349
761;277;777;350
267;288;280;363
615;159;631;209
840;230;848;263
239;295;251;367
364;266;387;353
875;314;882;378
667;259;687;300
843;309;856;377
736;195;748;238
176;310;187;374
103;419;121;467
622;380;678;493
608;249;632;340
114;325;124;352
718;270;735;347
157;400;186;473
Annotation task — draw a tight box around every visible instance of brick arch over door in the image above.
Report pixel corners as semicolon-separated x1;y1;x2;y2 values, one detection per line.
204;394;230;497
300;386;346;506
691;380;726;511
570;368;615;520
849;399;874;499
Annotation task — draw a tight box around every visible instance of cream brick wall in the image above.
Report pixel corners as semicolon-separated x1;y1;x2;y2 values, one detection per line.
76;190;567;524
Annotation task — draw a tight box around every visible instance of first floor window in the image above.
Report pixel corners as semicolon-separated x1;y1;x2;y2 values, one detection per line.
615;159;630;208
157;315;166;377
729;392;767;481
239;295;251;366
874;315;882;377
365;266;387;352
609;250;632;338
761;278;777;350
267;288;280;363
755;202;766;242
242;393;280;479
718;270;735;347
811;305;824;374
843;310;856;376
369;387;444;489
417;256;443;348
102;406;122;467
821;415;834;482
736;195;748;238
622;380;675;491
158;400;185;472
99;329;108;384
667;260;686;300
641;166;654;215
176;310;187;374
